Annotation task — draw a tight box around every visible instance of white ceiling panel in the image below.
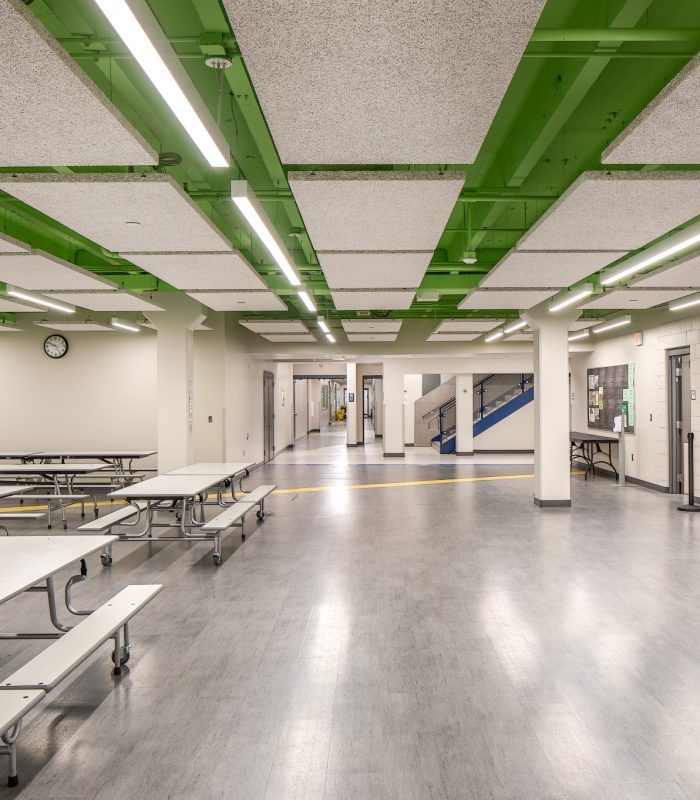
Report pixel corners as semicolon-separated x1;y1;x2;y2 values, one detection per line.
0;323;21;332
187;292;287;312
570;318;597;330
330;291;415;310
435;319;500;333
603;55;700;165
0;252;116;291
0;232;27;253
224;0;545;164
48;291;163;312
346;334;398;342
240;320;308;333
0;297;34;313
0;174;230;253
341;319;402;333
428;333;481;342
582;289;690;310
0;0;157;167
289;172;464;251
261;334;317;342
504;334;533;342
126;251;267;290
631;253;700;288
519;172;700;251
33;322;112;332
458;289;555;310
318;252;431;289
482;249;625;288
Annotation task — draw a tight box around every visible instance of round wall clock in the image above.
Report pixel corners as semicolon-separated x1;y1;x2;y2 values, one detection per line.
44;334;69;359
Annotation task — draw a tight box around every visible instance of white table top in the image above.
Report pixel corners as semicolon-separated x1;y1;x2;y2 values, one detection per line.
0;452;39;459
0;535;118;605
109;473;231;500
167;462;254;476
36;451;157;459
0;464;108;474
0;485;34;499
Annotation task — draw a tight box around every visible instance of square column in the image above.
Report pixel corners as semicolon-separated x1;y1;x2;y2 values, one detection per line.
382;361;405;457
455;373;474;455
149;295;205;473
346;362;358;446
523;307;578;507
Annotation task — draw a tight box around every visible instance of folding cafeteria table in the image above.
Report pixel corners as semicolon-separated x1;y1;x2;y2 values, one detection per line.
570;431;618;480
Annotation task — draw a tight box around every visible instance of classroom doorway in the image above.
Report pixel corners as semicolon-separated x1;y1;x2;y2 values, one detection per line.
669;347;691;494
263;370;275;463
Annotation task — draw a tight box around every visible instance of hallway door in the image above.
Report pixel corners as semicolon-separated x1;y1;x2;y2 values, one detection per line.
669;348;691;493
263;370;275;463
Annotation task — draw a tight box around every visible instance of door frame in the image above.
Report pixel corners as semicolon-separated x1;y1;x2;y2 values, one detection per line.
263;370;275;463
668;347;690;493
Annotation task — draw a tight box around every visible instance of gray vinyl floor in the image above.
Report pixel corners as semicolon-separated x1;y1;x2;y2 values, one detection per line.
1;438;700;799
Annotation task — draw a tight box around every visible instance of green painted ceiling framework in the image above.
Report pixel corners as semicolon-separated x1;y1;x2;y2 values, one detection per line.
0;0;698;329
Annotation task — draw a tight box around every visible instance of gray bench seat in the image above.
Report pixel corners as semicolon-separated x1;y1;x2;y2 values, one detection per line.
201;485;276;562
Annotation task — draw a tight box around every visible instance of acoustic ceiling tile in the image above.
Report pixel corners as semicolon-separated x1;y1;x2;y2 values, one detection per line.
0;252;116;291
0;323;21;331
223;0;545;163
0;174;230;253
0;0;157;166
458;289;555;310
427;333;481;342
346;334;398;342
240;320;308;333
603;55;700;165
481;249;625;288
434;319;500;333
341;319;402;333
518;172;700;251
318;252;431;289
126;251;267;291
582;289;690;310
0;232;28;253
330;290;415;310
261;333;317;342
33;322;112;332
288;171;464;251
569;318;597;330
631;253;700;288
187;291;287;312
0;297;34;313
504;334;533;342
49;291;163;312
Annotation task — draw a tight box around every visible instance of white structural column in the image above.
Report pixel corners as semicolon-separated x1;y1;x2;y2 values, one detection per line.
455;373;474;455
346;362;358;446
523;307;578;507
149;295;204;473
382;361;405;457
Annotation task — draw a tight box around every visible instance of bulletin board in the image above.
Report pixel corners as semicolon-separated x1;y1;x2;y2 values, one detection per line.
586;363;635;433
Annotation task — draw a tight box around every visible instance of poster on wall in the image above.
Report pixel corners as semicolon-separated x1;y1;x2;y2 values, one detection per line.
586;363;635;433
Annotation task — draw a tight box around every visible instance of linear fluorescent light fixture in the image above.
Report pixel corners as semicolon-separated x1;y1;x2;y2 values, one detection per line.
592;315;632;334
318;319;330;334
298;290;316;312
325;333;335;343
92;0;228;167
231;181;301;286
669;291;700;312
601;221;700;286
568;329;591;342
549;283;593;313
5;285;75;314
484;329;504;343
504;319;527;334
110;317;140;333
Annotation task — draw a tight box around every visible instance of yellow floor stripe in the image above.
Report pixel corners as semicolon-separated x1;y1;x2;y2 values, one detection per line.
0;472;585;512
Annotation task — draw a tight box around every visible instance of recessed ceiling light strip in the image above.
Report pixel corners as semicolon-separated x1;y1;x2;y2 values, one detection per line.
4;285;75;314
591;315;632;334
669;291;700;312
297;290;316;312
549;283;593;313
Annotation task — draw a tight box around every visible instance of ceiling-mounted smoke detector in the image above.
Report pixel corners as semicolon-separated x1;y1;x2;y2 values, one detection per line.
205;56;233;70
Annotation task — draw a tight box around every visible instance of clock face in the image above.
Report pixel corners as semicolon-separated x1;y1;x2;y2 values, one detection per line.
44;334;69;359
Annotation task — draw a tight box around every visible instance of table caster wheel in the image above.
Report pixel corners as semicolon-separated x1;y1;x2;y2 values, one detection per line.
101;553;113;567
7;775;18;787
256;509;265;520
213;553;222;566
94;509;100;518
63;522;68;530
241;533;246;542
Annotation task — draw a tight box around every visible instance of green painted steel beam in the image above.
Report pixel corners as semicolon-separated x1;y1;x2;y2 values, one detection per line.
531;28;700;42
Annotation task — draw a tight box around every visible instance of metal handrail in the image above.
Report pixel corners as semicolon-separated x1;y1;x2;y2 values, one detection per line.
422;394;457;421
